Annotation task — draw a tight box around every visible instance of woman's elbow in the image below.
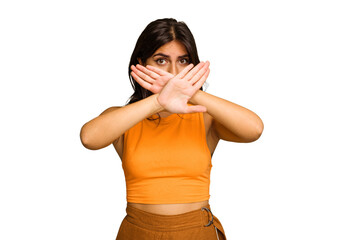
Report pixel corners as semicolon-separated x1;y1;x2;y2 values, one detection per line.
245;120;264;143
252;120;264;142
80;124;101;150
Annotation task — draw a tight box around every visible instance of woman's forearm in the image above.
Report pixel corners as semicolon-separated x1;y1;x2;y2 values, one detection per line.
80;94;164;150
190;90;264;142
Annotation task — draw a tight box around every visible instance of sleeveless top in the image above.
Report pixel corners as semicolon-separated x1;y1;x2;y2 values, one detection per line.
122;112;212;204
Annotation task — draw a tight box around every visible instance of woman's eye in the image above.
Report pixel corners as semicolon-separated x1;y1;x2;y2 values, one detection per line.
179;59;189;64
156;59;167;65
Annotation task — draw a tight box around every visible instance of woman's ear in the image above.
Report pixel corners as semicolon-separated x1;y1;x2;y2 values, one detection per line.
137;58;144;66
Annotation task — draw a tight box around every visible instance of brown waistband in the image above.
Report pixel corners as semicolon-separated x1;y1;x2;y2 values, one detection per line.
124;203;214;232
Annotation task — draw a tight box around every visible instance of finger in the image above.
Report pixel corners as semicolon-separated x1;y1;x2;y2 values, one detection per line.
183;61;206;81
131;65;155;84
193;68;210;90
136;64;160;78
131;71;153;90
176;63;194;79
184;105;207;113
146;65;173;77
189;61;210;85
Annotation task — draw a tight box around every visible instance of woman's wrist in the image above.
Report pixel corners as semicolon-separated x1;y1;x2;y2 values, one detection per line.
189;90;205;105
152;93;165;113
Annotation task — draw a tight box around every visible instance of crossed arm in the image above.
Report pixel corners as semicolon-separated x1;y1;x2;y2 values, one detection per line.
191;90;263;142
80;61;263;150
131;61;264;143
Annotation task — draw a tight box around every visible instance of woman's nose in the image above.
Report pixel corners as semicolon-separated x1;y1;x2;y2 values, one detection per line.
167;64;178;75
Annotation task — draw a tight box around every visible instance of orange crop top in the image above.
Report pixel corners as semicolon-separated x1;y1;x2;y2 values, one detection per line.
122;112;212;204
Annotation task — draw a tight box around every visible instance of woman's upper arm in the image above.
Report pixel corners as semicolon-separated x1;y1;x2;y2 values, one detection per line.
98;106;122;146
213;118;263;143
208;112;255;143
212;119;245;142
205;112;240;145
99;106;124;158
98;107;122;145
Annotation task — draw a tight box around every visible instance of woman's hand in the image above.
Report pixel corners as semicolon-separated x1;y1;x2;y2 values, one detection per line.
131;61;210;113
130;64;174;94
157;61;210;113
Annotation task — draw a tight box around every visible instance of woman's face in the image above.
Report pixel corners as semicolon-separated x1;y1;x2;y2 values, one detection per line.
143;40;190;75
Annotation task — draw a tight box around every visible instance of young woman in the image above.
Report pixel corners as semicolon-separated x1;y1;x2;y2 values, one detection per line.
80;18;263;240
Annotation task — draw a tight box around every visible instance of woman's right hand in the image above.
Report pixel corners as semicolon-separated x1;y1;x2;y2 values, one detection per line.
156;61;210;114
130;64;174;94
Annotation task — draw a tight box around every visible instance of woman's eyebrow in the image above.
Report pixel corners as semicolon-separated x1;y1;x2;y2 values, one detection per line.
153;53;189;58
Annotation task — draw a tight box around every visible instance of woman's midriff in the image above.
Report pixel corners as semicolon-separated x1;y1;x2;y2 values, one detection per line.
127;200;209;215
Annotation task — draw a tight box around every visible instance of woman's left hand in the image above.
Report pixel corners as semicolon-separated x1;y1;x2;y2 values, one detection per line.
130;64;174;94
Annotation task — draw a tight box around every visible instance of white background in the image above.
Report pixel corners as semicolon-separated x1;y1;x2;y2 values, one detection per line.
1;0;359;239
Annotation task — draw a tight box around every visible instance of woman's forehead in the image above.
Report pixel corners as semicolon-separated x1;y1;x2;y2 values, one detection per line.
153;40;188;56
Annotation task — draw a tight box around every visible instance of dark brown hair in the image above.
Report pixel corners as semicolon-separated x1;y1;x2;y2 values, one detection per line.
127;18;201;105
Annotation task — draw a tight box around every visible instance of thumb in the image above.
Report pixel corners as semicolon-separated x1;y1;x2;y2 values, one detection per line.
184;105;207;113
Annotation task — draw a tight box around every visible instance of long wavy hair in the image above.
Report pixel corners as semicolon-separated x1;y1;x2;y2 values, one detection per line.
127;18;202;105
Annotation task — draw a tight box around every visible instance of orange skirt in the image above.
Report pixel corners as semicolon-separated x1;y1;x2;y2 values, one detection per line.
116;203;226;240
